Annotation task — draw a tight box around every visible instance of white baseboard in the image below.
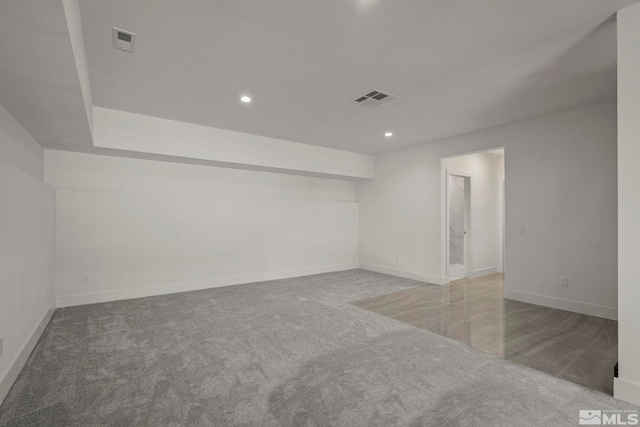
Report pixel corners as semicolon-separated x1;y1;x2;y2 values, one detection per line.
56;263;359;308
0;303;55;406
471;266;499;278
503;289;617;320
359;263;445;285
615;377;640;407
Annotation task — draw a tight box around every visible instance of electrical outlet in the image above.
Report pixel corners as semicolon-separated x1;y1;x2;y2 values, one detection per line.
0;338;3;357
81;274;89;285
518;226;525;234
263;260;268;267
560;277;568;287
396;255;400;263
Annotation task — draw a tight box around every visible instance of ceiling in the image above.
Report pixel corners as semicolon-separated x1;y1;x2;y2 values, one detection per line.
0;1;93;149
77;0;639;155
1;1;638;158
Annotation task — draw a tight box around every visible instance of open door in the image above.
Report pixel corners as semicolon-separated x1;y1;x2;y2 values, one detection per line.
446;170;471;281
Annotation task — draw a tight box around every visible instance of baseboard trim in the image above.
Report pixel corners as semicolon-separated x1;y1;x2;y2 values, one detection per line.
615;377;640;406
503;289;617;320
471;266;499;278
56;263;359;308
0;303;55;406
359;263;444;285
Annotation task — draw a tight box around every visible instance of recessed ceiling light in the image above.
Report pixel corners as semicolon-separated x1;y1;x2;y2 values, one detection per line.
240;96;252;103
385;132;393;137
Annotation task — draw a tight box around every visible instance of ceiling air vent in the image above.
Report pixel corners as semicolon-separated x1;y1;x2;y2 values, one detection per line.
351;90;398;108
112;28;136;53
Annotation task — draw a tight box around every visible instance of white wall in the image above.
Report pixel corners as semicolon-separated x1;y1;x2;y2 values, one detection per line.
442;151;503;278
62;0;93;137
615;2;640;407
45;150;359;307
0;105;44;181
358;101;617;320
93;107;374;180
0;104;55;405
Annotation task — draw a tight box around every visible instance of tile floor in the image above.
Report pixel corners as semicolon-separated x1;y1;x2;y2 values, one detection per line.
351;273;618;395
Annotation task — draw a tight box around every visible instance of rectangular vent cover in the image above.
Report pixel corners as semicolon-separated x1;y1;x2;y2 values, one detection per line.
112;28;136;53
351;90;398;108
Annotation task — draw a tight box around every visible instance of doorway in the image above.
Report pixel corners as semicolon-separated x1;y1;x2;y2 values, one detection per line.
442;148;505;284
447;171;471;281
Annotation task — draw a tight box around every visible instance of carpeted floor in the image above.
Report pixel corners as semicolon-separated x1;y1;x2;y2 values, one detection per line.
0;269;636;426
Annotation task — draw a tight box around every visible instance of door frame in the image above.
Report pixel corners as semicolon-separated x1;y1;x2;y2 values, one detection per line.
445;169;472;282
498;180;505;273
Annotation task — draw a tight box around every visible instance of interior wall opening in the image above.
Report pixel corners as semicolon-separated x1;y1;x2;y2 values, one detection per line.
442;148;505;284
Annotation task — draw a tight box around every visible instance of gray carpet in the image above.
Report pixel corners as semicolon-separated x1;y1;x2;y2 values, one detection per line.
0;270;636;426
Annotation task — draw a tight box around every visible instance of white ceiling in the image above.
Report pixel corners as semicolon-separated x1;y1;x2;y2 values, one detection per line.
77;0;639;155
1;1;637;157
0;1;93;149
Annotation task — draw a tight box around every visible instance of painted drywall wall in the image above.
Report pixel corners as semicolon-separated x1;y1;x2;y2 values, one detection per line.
358;101;617;319
45;150;359;307
62;0;93;137
0;104;44;181
0;106;55;405
93;107;374;180
442;152;503;278
615;2;640;407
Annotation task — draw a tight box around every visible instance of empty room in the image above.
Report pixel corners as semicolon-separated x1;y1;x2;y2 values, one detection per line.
2;0;640;426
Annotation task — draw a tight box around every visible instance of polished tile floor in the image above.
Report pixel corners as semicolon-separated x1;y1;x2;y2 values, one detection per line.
351;273;618;395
